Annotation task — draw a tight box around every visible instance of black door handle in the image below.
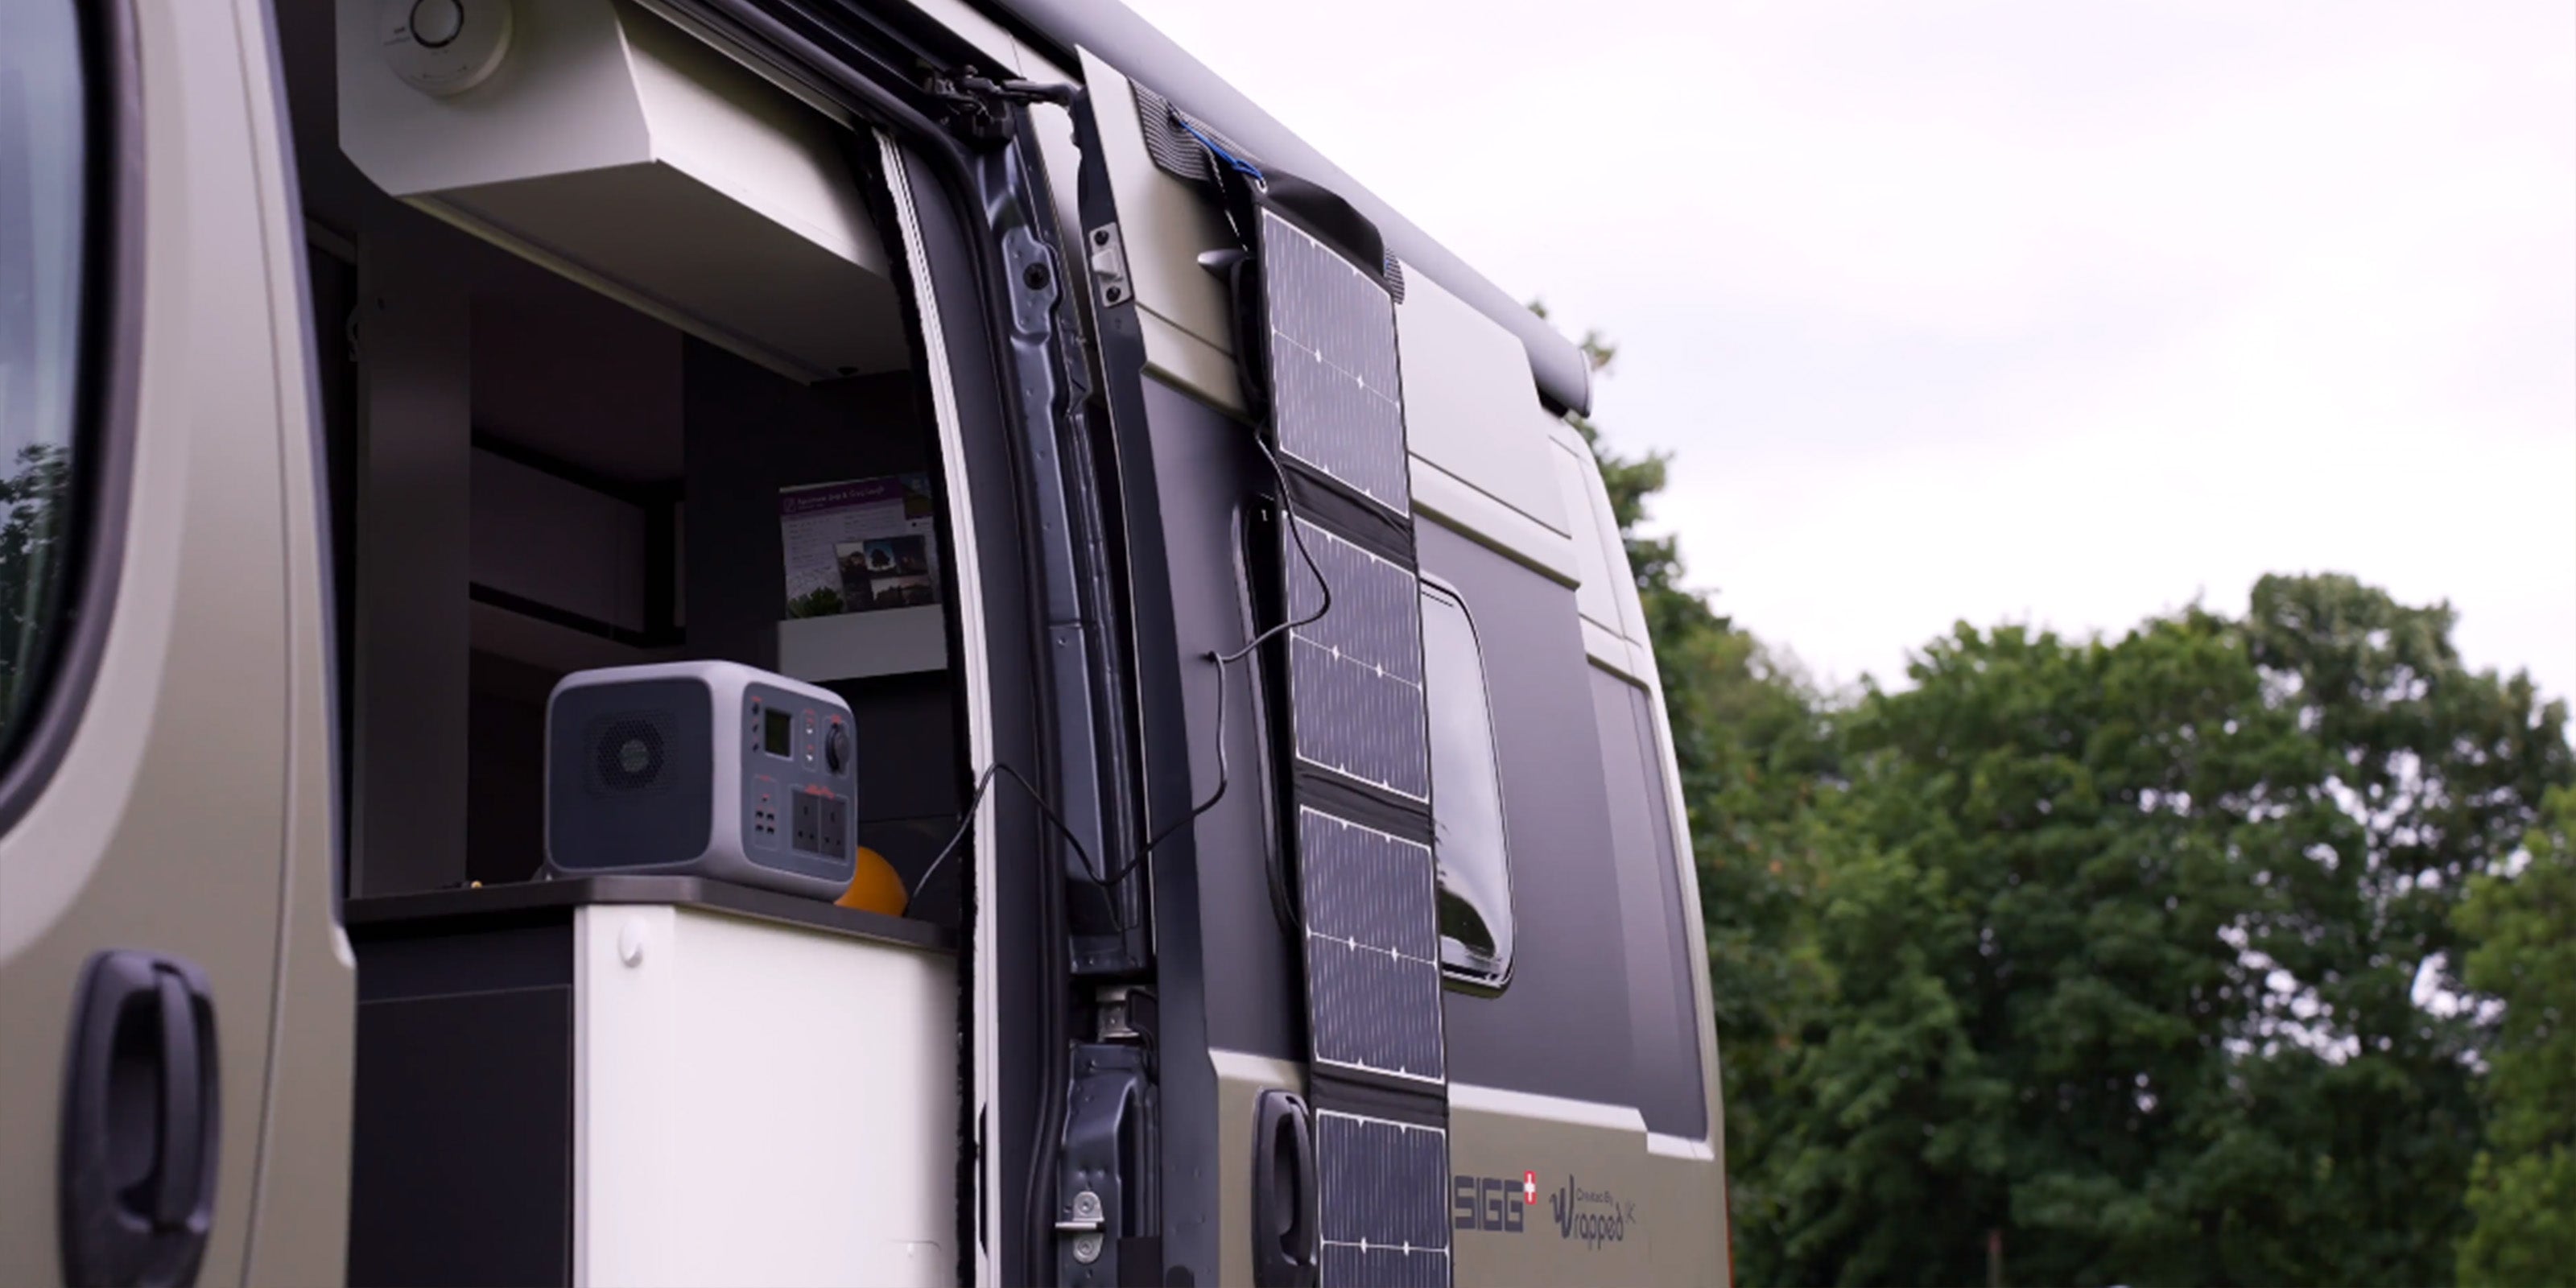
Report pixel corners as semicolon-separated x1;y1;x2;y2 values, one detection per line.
59;949;220;1288
1251;1089;1315;1288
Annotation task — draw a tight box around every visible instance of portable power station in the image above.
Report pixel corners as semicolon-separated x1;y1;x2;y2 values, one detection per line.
543;661;859;898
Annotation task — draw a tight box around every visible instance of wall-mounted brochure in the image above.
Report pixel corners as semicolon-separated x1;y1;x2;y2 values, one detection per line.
780;475;939;619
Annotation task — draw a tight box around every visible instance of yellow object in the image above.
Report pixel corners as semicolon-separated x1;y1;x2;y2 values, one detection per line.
836;845;908;917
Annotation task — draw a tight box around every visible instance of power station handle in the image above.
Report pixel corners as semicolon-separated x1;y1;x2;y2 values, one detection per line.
1252;1089;1316;1288
59;949;221;1288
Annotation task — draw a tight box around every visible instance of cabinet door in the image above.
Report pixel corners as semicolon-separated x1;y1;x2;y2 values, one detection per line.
0;1;345;1283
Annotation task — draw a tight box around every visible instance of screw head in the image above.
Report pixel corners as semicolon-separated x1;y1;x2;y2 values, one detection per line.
1022;262;1051;291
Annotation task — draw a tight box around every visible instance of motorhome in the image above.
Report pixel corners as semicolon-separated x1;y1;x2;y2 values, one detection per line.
0;1;1728;1284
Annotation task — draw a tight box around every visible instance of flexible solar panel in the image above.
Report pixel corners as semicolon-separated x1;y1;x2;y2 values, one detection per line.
1317;1110;1451;1288
1261;208;1410;517
1299;807;1445;1083
1233;178;1451;1288
1285;519;1430;801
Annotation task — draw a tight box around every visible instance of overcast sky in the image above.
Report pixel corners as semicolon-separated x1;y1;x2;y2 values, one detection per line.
1118;0;2576;704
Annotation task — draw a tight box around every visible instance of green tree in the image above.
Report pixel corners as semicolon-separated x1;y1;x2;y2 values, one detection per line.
2454;786;2576;1285
1740;579;2570;1286
1527;305;2574;1286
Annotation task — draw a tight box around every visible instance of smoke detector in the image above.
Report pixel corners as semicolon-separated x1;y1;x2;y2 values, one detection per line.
378;0;513;97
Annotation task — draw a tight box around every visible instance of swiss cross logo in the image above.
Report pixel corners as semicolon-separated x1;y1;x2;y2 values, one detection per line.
1524;1172;1537;1204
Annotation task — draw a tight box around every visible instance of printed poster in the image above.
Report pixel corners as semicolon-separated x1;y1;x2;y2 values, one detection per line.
779;474;939;618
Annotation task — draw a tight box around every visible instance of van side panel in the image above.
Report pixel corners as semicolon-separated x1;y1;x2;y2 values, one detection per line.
1073;53;1245;415
1554;432;1732;1286
0;0;306;1280
237;0;359;1278
1419;521;1664;1282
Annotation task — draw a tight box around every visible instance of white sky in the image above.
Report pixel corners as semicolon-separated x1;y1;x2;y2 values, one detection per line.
1117;0;2576;704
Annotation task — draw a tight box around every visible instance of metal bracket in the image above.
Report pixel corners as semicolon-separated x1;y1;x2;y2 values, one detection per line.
1057;1190;1106;1265
1087;223;1132;310
922;66;1077;147
1057;1044;1155;1286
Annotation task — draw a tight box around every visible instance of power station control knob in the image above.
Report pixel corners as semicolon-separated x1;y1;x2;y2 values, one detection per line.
824;724;849;774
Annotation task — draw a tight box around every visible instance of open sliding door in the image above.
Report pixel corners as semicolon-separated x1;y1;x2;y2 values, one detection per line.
1058;47;1455;1288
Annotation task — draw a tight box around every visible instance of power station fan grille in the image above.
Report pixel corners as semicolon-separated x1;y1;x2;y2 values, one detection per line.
588;713;674;795
548;678;712;870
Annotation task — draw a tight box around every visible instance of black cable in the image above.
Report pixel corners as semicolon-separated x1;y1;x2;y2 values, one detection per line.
906;760;1100;906
1107;436;1333;886
1221;437;1334;664
910;137;1332;916
908;438;1330;914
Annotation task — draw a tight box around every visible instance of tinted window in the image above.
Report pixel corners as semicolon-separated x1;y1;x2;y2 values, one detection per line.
1422;582;1514;989
0;0;88;745
1421;521;1633;1106
1591;667;1708;1137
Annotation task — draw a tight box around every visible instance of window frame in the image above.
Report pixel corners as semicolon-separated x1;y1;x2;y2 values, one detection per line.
0;0;141;833
1419;573;1517;993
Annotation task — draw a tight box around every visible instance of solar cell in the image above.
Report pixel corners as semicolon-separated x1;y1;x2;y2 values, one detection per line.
1262;208;1410;516
1285;520;1430;801
1318;1110;1451;1288
1308;933;1445;1082
1299;807;1444;1083
1298;808;1437;960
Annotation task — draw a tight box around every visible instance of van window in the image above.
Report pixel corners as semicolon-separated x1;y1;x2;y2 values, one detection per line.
1591;667;1709;1137
1422;581;1514;988
0;0;89;745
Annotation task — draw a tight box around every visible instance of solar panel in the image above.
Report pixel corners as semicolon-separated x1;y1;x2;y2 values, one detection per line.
1238;185;1451;1288
1262;208;1410;517
1317;1110;1451;1288
1299;807;1444;1083
1285;519;1430;801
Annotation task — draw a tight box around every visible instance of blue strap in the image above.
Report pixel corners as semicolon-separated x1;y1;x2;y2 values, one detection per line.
1177;116;1264;182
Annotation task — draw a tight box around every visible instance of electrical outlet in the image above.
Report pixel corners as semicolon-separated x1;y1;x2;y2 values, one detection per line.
817;795;848;861
791;792;820;853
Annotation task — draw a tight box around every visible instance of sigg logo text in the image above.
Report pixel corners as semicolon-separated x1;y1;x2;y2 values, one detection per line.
1451;1175;1526;1233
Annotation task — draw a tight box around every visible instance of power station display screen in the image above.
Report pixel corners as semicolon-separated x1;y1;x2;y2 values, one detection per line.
763;708;794;758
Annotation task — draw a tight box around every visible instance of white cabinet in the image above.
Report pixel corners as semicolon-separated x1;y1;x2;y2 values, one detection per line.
348;879;956;1288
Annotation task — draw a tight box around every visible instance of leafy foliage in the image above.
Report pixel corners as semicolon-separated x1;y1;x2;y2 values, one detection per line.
0;440;72;725
2454;786;2576;1286
1553;308;2576;1287
1741;592;2568;1286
